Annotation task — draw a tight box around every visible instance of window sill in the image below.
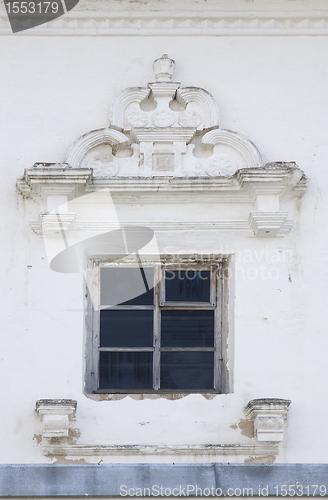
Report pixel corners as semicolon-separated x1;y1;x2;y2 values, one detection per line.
86;392;220;401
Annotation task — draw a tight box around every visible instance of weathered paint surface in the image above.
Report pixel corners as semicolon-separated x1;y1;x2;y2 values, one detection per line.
1;0;328;467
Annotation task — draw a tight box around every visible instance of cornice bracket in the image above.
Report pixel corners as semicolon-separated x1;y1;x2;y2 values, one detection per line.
36;399;77;440
245;398;291;443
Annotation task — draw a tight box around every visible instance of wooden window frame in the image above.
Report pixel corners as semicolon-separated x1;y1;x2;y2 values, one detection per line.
84;256;230;396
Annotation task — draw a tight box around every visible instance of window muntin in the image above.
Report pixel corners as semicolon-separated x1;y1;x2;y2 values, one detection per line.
92;262;223;394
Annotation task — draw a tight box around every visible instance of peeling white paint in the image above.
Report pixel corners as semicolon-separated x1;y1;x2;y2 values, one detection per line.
1;0;328;466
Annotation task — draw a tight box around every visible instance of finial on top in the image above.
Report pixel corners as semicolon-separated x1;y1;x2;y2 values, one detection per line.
153;54;176;82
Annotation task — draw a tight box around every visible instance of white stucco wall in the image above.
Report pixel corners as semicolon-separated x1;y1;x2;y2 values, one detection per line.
1;0;328;465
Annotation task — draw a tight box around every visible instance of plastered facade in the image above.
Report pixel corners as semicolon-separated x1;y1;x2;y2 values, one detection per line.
1;0;328;472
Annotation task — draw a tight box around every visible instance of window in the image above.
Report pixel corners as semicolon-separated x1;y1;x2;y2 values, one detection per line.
85;257;229;394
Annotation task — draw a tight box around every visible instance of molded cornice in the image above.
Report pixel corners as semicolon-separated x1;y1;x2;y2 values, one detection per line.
1;9;328;36
17;163;306;200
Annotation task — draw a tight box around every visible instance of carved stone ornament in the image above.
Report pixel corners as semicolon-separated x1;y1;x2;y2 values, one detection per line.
153;54;176;83
59;54;267;179
17;56;307;239
36;399;77;439
82;144;119;178
206;155;239;177
245;399;291;443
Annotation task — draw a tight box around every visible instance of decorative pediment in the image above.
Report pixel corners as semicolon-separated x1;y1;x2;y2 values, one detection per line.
17;55;306;238
62;54;260;179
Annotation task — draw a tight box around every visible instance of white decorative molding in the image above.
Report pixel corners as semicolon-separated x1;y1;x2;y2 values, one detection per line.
17;56;307;238
41;442;278;458
202;129;262;171
107;55;220;179
22;163;306;238
17;166;93;199
106;56;246;178
153;54;176;83
131;128;195;143
245;399;291;443
110;88;151;131
31;219;252;238
20;164;305;198
65;128;129;169
91;163;305;198
30;216;295;238
249;212;292;237
35;399;279;458
36;399;77;439
2;10;328;36
205;155;239;177
177;87;220;129
31;212;76;237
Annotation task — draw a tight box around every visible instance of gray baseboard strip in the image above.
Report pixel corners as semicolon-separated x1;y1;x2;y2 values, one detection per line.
0;464;327;497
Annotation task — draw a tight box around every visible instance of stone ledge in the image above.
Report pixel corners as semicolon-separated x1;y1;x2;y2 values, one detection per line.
41;443;279;457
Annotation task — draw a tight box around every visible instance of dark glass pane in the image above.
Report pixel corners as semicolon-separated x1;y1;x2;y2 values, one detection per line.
161;310;214;347
100;310;153;347
99;351;153;389
100;268;154;306
165;270;210;302
160;352;214;390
